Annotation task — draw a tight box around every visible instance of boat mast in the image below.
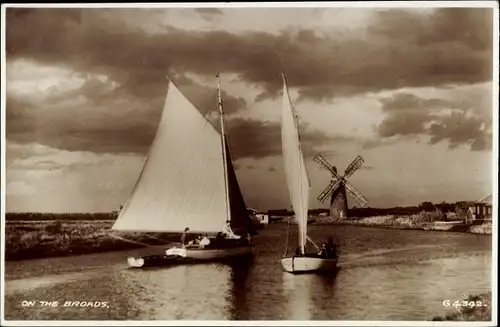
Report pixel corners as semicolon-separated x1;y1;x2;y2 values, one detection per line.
217;73;232;224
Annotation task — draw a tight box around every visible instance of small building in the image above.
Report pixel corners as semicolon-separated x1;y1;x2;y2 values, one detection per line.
466;194;493;224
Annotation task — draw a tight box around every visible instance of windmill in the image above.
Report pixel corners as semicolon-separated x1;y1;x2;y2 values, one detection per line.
314;154;368;219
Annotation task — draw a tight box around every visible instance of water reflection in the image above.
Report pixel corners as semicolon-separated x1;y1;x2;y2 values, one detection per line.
281;269;340;320
225;257;253;319
118;258;253;320
3;225;492;321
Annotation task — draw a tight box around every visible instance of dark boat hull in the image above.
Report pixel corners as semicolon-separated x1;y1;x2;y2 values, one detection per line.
127;245;254;268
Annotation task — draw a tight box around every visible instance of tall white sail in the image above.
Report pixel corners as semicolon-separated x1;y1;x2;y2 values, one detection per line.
281;74;310;254
112;79;228;233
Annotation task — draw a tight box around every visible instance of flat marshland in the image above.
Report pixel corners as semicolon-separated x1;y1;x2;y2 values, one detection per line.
309;213;492;235
4;209;491;261
5;219;182;261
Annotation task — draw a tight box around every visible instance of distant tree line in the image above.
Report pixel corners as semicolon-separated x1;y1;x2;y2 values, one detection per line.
5;201;476;221
267;201;475;218
5;212;119;221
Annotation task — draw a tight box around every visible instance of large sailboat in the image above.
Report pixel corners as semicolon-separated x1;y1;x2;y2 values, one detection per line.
280;72;339;274
113;74;255;268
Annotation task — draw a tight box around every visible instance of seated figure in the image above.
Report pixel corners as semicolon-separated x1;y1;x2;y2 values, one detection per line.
187;235;202;248
222;221;241;240
318;242;328;258
199;235;211;249
326;238;338;258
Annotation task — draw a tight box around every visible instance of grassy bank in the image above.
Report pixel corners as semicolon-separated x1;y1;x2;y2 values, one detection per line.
4;213;491;261
431;292;492;321
308;214;492;235
4;220;182;261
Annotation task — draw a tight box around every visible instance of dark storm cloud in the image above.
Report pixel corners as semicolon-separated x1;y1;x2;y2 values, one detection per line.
7;93;161;154
6;7;493;103
195;8;224;21
8;92;332;159
376;92;492;151
171;74;246;115
5;7;494;157
6;66;247;155
226;119;333;159
377;93;451;137
7;74;246;156
428;112;492;151
369;8;493;52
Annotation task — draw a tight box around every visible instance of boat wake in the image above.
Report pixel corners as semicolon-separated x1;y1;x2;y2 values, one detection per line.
337;245;488;270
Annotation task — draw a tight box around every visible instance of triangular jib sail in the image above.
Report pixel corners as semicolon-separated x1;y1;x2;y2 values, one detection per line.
281;74;310;255
112;77;250;235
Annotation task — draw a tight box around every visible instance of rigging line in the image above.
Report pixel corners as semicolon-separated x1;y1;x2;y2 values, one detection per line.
143;234;171;244
109;233;151;247
201;92;220;132
306;235;320;252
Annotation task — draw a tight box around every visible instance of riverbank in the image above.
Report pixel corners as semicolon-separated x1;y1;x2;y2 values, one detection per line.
307;215;492;235
5;215;492;261
431;292;492;321
4;220;180;261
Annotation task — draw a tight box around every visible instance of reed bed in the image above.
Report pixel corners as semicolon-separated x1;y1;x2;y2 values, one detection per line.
4;220;180;261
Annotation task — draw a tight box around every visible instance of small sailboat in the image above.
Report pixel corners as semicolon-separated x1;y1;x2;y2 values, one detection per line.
112;74;255;268
280;72;339;274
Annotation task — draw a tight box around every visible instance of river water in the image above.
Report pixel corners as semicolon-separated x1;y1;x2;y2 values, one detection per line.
3;224;492;321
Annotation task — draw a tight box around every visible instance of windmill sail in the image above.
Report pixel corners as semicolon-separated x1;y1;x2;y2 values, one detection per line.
112;79;236;234
281;74;310;254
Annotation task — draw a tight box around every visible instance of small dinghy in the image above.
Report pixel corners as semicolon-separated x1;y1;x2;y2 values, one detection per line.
127;255;188;268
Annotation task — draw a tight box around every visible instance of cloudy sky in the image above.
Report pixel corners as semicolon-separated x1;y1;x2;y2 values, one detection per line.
4;5;496;213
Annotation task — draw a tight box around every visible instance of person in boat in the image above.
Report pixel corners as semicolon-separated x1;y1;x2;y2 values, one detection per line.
318;242;328;258
199;234;211;249
181;227;190;246
211;232;224;247
188;235;202;247
327;237;338;258
222;221;241;240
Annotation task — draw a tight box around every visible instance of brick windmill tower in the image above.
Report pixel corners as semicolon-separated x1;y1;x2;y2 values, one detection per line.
314;154;368;218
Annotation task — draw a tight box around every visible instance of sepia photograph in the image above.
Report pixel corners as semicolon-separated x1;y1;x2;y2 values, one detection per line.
1;1;498;325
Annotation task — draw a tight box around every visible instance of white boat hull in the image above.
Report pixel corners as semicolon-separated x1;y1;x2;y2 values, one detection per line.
166;245;253;260
128;256;146;268
281;255;338;274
